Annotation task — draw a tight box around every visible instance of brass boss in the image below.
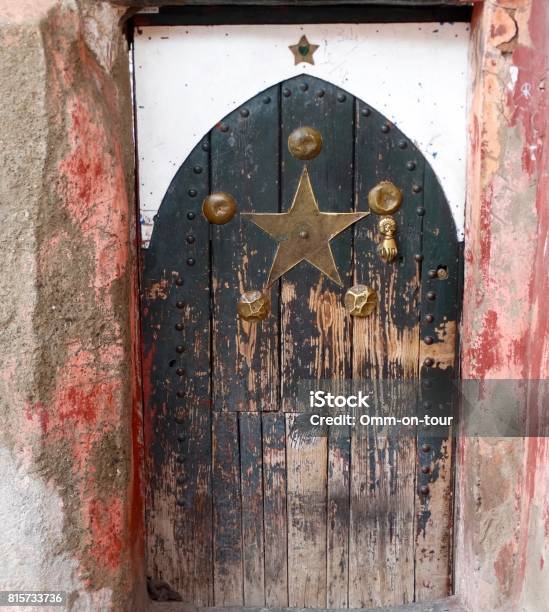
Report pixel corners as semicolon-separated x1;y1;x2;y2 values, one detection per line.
202;192;237;224
368;181;403;215
288;126;323;160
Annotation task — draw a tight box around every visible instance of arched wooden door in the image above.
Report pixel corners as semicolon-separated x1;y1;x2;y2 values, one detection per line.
140;74;460;608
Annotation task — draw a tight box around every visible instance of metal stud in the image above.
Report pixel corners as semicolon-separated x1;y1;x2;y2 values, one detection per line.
423;380;432;388
423;401;432;409
175;322;183;331
177;498;186;507
300;82;309;92
424;336;434;345
240;108;249;117
428;269;437;279
419;485;430;495
187;258;195;266
177;433;185;441
176;390;185;398
263;96;271;104
220;124;229;133
437;267;449;280
406;161;416;171
203;192;237;224
416;207;425;216
422;443;431;452
175;455;184;463
421;465;431;474
287;126;323;161
424;357;434;367
425;314;434;323
201;141;209;151
186;235;195;244
188;189;197;197
187;211;195;220
398;140;407;149
337;93;346;102
176;301;184;309
317;89;325;98
414;254;424;262
193;165;203;174
176;368;185;376
175;277;184;286
427;291;436;300
283;87;291;97
412;184;422;194
381;123;390;133
361;107;371;117
176;345;184;354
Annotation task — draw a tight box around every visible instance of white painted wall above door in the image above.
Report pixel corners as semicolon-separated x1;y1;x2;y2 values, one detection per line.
134;21;469;244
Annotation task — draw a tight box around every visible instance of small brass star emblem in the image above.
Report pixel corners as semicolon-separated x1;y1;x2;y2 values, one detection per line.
289;35;319;65
243;167;368;286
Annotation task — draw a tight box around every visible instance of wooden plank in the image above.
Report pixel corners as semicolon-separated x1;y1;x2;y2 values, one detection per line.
349;101;422;607
211;85;280;412
262;412;289;607
133;5;473;27
280;75;353;608
212;412;243;605
280;75;354;412
141;139;213;605
286;413;328;608
327;423;351;608
239;413;265;605
415;163;460;600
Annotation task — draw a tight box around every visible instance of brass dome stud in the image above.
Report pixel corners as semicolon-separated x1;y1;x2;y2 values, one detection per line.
344;285;378;317
288;126;323;160
202;192;237;225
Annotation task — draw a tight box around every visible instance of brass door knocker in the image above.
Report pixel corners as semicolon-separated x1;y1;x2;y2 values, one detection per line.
378;217;398;263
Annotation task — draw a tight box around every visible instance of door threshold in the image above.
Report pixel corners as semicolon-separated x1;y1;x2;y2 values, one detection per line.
148;595;464;612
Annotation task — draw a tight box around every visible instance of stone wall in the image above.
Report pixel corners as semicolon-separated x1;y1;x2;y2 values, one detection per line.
0;1;144;609
456;0;548;610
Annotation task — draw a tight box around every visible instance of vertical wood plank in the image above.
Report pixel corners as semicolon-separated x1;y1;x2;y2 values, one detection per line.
327;423;351;608
349;102;422;607
280;76;354;412
262;412;289;607
286;413;328;608
142;139;213;605
211;85;280;412
212;411;243;605
415;164;460;600
239;412;265;605
280;74;353;609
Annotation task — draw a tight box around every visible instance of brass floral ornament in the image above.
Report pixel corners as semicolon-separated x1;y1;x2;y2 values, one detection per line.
368;181;403;215
378;217;398;263
237;290;270;321
344;285;378;317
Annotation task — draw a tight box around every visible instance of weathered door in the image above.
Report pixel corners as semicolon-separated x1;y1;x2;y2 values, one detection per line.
140;73;461;608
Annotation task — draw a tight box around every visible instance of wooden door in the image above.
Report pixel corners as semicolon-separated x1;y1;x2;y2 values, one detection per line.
140;74;461;608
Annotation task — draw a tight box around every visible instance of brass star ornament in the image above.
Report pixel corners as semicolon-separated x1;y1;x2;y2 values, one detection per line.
289;35;319;65
243;167;368;287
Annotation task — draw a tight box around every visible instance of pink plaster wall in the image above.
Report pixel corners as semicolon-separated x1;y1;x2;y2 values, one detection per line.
457;0;548;608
